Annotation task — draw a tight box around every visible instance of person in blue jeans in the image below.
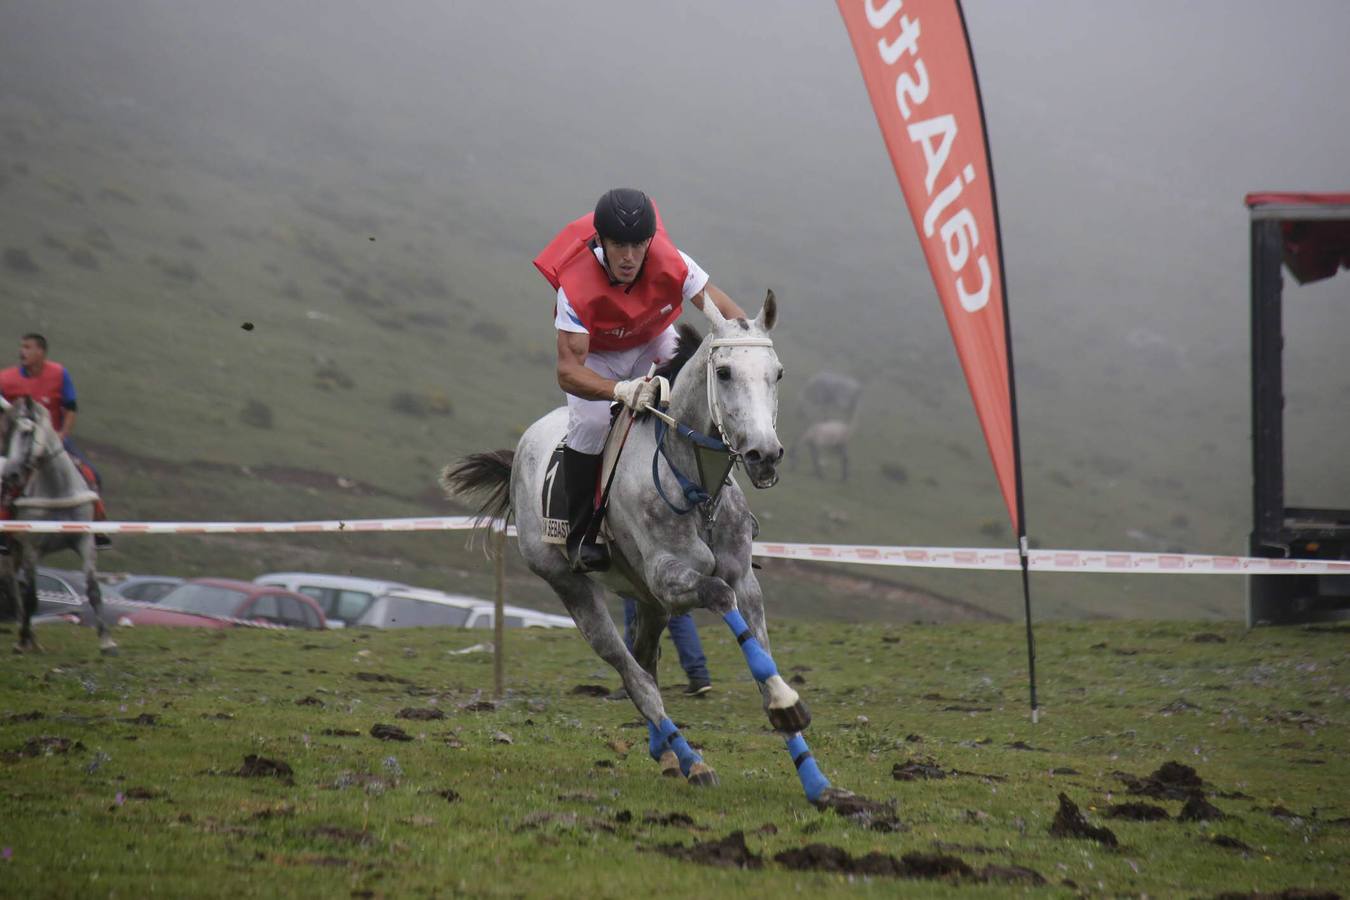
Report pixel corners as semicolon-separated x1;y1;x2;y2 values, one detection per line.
612;596;712;698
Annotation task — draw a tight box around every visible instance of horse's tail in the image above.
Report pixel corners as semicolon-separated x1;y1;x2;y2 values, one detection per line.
440;450;515;529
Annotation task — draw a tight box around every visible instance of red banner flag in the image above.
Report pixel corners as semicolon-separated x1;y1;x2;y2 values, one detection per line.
837;0;1019;531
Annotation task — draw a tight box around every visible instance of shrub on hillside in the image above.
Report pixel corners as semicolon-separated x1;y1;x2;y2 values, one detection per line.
314;360;354;390
67;246;99;270
240;399;274;429
3;247;40;274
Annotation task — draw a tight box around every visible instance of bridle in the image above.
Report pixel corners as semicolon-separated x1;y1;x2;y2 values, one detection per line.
648;333;779;516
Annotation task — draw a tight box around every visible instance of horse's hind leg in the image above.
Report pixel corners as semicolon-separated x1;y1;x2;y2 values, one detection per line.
627;601;679;777
13;549;41;653
80;536;116;656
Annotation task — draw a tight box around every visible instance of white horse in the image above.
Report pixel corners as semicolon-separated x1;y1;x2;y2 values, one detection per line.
443;292;839;804
0;395;116;655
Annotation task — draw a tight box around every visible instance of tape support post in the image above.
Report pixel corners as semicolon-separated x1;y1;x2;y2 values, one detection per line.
1;518;1345;576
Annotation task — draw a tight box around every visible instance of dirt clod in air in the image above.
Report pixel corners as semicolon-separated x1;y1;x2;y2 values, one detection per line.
1049;793;1118;847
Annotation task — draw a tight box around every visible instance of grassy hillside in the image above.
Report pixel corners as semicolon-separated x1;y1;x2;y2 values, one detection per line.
2;3;1346;621
0;619;1346;897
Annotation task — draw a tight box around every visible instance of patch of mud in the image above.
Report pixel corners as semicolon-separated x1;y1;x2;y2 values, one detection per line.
124;787;163;800
3;711;44;723
394;707;444;720
643;811;703;830
461;700;497;712
774;845;1032;883
516;811;616;833
1179;794;1227;821
1160;699;1203;715
369;723;412;742
320;728;361;737
353;672;413;685
1005;740;1045;752
1048;793;1118;847
813;788;905;832
1209;835;1252;851
570;684;609;697
308;825;375;846
654;831;762;869
1212;891;1341;900
1115;761;1205;799
1104;802;1170;821
1191;632;1227;643
419;788;460;803
893;758;947;780
294;696;324;707
237;755;295;785
3;735;85;761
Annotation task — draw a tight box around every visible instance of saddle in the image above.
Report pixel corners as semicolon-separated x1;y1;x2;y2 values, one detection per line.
540;407;636;547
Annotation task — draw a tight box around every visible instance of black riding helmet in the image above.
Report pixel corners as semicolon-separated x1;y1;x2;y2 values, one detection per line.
593;188;656;244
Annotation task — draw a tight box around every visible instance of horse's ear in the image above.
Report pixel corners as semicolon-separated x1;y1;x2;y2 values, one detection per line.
755;289;778;332
700;290;727;328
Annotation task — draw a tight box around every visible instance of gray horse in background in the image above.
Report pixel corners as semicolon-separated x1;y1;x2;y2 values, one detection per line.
0;394;116;655
800;370;862;423
443;292;841;805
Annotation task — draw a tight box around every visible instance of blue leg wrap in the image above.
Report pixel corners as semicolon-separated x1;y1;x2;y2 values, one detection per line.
656;717;702;777
647;720;670;761
723;610;778;683
785;732;831;803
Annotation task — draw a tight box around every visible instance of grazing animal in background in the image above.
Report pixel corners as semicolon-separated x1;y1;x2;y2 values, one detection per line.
799;370;862;423
792;418;854;481
0;395;115;655
443;293;845;806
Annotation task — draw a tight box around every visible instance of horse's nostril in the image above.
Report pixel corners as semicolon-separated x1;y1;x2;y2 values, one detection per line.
744;450;762;464
774;446;785;462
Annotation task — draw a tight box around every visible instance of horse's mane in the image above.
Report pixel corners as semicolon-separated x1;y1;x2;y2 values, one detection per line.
653;323;704;386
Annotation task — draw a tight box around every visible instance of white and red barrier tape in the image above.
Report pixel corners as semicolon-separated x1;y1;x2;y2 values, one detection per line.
3;517;1348;576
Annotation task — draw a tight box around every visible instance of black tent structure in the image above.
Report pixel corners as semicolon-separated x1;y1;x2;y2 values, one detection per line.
1246;192;1350;625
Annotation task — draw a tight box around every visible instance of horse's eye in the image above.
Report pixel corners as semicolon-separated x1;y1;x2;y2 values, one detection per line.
716;366;731;382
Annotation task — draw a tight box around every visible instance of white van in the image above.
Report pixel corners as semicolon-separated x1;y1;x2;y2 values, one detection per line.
253;572;410;628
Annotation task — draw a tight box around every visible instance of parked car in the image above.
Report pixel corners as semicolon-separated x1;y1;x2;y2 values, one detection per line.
118;578;328;630
32;567;87;618
462;603;575;631
349;587;490;629
106;575;185;604
252;572;410;628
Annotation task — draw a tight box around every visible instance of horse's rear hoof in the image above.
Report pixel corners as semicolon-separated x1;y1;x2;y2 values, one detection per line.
658;750;682;778
687;762;719;787
768;699;811;733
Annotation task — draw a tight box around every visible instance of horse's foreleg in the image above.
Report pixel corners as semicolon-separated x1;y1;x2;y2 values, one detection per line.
647;550;831;802
80;537;116;656
14;551;40;653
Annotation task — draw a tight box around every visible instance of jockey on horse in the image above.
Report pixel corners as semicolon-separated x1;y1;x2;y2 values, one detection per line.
537;188;746;573
0;333;110;550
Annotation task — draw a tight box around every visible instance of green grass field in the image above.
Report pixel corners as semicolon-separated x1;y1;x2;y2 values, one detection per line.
1;619;1345;898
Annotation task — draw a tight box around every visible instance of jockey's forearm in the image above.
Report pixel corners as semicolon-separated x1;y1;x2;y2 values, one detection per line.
59;409;76;440
702;284;746;320
557;362;616;402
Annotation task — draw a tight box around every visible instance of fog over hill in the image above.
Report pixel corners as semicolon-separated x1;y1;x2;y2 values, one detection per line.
2;1;1346;619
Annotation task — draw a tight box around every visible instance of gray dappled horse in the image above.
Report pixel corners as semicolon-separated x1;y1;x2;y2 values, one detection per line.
0;395;116;655
443;292;837;803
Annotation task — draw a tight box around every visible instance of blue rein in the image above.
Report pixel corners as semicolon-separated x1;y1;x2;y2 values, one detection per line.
651;417;731;515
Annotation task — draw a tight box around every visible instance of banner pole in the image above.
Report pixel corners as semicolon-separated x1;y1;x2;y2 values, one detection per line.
954;0;1038;722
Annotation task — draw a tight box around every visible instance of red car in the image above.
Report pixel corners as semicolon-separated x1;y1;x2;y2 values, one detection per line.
116;578;328;630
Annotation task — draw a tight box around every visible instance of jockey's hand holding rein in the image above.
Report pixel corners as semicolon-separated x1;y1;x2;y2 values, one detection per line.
557;331;669;413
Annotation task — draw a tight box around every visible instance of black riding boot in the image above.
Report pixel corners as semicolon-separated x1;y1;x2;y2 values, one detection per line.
563;447;610;574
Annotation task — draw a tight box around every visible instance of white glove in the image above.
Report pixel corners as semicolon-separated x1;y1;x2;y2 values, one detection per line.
613;376;670;412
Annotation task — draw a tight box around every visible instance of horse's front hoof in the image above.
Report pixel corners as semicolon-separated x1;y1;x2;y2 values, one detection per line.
687;762;719;787
768;699;811;733
13;637;41;655
658;750;682;778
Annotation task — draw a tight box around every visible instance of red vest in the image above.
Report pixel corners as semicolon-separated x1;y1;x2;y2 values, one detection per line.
0;362;68;432
534;211;689;352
